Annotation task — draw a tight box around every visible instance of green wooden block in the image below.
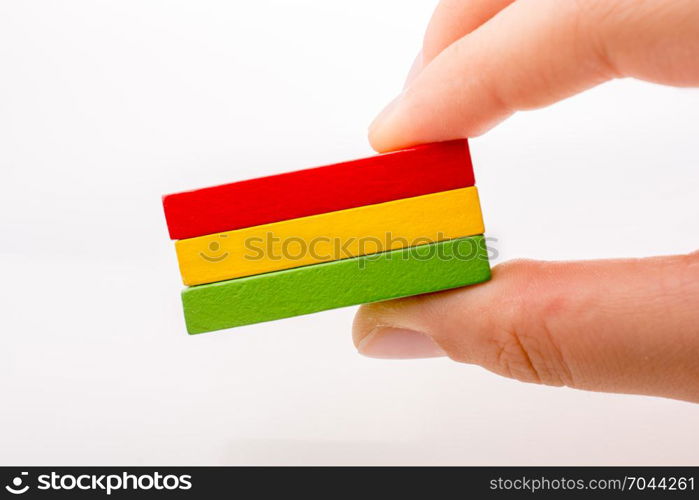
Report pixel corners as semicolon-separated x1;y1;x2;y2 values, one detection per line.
182;235;491;334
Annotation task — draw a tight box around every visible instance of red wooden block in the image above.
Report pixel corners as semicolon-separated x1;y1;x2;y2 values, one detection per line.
163;139;474;240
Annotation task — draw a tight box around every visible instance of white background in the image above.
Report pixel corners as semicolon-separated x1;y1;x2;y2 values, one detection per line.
1;0;698;465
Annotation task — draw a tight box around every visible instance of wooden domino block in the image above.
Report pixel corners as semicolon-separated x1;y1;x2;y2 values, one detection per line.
163;140;473;240
176;187;484;286
182;235;491;334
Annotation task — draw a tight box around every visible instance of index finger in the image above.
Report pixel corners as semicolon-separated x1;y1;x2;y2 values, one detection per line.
422;0;515;63
372;0;699;152
370;0;616;151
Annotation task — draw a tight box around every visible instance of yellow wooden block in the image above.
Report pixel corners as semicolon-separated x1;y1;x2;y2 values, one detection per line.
175;186;484;286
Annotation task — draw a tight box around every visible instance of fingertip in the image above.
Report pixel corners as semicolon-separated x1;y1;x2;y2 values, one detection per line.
353;299;448;360
352;298;423;348
367;94;405;153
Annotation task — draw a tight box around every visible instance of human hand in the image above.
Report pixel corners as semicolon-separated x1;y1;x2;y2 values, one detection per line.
353;0;699;403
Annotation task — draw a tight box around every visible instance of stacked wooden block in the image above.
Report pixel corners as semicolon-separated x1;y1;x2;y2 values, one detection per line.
163;140;490;334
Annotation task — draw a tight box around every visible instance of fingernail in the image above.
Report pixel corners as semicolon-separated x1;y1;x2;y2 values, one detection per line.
358;327;446;359
403;50;423;89
368;93;403;139
368;51;421;149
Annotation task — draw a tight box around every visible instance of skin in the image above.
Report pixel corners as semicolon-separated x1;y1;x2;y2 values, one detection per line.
353;0;699;403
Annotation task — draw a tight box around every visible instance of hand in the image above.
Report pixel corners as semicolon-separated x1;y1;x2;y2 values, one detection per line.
353;0;699;403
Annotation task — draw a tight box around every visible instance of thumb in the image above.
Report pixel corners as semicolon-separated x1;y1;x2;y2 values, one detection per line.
352;253;699;403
